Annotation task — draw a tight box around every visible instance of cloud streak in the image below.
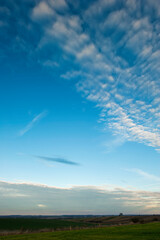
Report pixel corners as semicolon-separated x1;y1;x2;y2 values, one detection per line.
125;168;160;182
19;111;47;136
35;155;80;166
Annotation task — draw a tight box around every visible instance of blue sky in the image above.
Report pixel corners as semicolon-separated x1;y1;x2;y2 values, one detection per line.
1;0;160;215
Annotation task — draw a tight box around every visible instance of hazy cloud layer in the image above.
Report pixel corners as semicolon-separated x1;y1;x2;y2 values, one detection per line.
0;181;160;215
1;0;160;150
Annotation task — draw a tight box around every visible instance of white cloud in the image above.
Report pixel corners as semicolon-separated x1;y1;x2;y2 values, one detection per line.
103;9;129;30
76;43;97;59
85;0;116;18
48;0;68;10
105;104;160;149
31;1;54;20
37;204;46;208
19;111;47;136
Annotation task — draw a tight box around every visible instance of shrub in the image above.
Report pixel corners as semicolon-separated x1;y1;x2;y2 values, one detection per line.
153;217;158;222
132;217;140;223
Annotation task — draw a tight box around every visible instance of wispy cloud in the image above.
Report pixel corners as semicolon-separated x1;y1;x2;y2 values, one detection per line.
124;168;160;182
104;136;126;153
19;111;47;136
35;155;80;166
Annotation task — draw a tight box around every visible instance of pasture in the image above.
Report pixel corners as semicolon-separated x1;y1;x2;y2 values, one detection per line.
0;218;92;232
0;222;160;240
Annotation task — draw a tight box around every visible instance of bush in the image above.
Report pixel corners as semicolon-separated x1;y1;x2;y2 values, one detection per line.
132;217;140;223
139;219;145;224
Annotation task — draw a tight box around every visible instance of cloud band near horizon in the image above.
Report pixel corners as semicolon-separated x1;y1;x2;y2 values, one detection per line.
0;180;160;215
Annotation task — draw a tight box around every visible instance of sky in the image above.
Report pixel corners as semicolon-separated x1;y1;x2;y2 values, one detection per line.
0;0;160;215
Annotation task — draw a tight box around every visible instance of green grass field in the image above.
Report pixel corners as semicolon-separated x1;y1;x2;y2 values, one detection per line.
1;222;160;240
0;218;93;232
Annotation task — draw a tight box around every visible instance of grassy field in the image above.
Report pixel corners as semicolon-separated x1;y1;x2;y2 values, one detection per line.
0;222;160;240
0;218;92;232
